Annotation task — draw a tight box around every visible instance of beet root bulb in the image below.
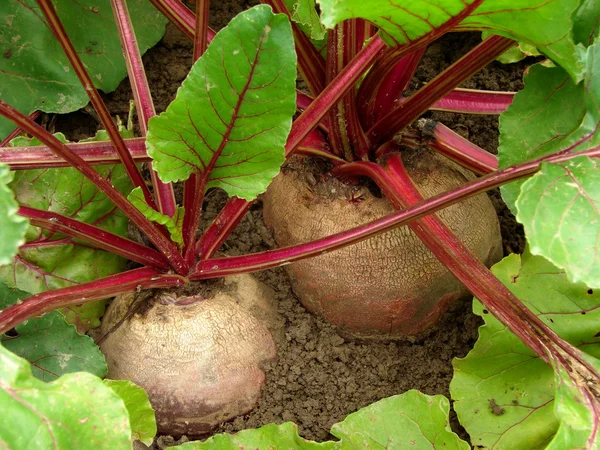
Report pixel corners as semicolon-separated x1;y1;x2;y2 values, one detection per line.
262;151;502;339
99;274;280;436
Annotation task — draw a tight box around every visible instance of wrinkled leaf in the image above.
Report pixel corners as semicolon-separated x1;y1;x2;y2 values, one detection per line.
170;422;332;449
330;390;469;449
147;5;296;200
0;345;131;449
128;187;184;246
0;133;132;331
285;0;326;40
104;379;157;446
516;156;600;288
317;0;585;81
451;250;600;449
499;48;600;212
0;0;167;140
0;163;28;265
0;280;107;382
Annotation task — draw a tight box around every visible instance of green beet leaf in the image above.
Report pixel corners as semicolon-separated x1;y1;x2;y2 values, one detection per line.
450;250;600;449
104;379;157;446
0;0;167;140
168;422;333;449
146;5;296;201
0;163;28;266
316;0;584;81
0;280;107;382
284;0;327;40
330;390;469;449
128;187;184;247
516;156;600;288
0;345;131;449
168;391;467;449
573;0;600;47
0;133;132;331
499;49;600;213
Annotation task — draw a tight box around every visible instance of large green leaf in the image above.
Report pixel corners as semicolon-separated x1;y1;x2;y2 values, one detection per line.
0;345;131;449
450;250;600;449
0;0;167;140
0;134;132;331
146;5;296;201
316;0;584;81
104;379;157;446
330;390;469;449
499;51;600;213
170;391;467;449
0;280;107;382
0;163;28;265
516;156;600;288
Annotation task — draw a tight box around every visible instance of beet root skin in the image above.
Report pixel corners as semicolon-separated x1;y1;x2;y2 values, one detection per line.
99;274;280;436
262;151;502;339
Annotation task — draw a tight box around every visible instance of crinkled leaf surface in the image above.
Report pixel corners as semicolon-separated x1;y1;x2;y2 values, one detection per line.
0;280;107;382
450;250;600;449
0;0;167;140
330;390;469;449
104;379;157;446
516;156;600;288
170;391;467;449
499;45;600;213
128;187;184;246
0;345;131;449
0;134;132;331
147;5;296;200
0;163;28;265
316;0;584;81
169;422;332;449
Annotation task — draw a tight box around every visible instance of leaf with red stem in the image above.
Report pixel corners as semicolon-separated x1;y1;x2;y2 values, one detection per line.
573;0;600;47
0;164;28;265
317;0;584;81
0;133;132;331
451;250;600;449
0;280;107;382
0;0;167;141
146;5;297;200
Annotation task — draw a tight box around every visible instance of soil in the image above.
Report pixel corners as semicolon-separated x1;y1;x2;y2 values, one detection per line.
50;2;527;446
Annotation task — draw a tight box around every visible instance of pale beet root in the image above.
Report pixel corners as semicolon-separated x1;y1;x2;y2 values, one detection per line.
99;274;281;436
262;150;502;339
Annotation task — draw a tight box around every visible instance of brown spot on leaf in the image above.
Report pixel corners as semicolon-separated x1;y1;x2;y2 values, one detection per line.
91;6;99;13
489;398;505;416
3;49;12;59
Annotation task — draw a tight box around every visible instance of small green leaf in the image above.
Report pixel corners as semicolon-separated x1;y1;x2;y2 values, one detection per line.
128;187;184;246
0;163;28;265
516;156;600;288
147;5;296;200
0;280;107;381
0;345;131;449
284;0;326;40
104;379;157;446
451;250;600;449
169;422;332;449
573;0;600;47
0;0;167;140
316;0;585;81
331;390;469;449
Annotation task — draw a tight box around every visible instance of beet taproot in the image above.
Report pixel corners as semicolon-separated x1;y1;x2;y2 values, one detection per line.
99;274;280;436
262;150;502;338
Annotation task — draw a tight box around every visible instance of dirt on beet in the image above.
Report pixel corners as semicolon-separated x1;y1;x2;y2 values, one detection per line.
48;1;529;446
